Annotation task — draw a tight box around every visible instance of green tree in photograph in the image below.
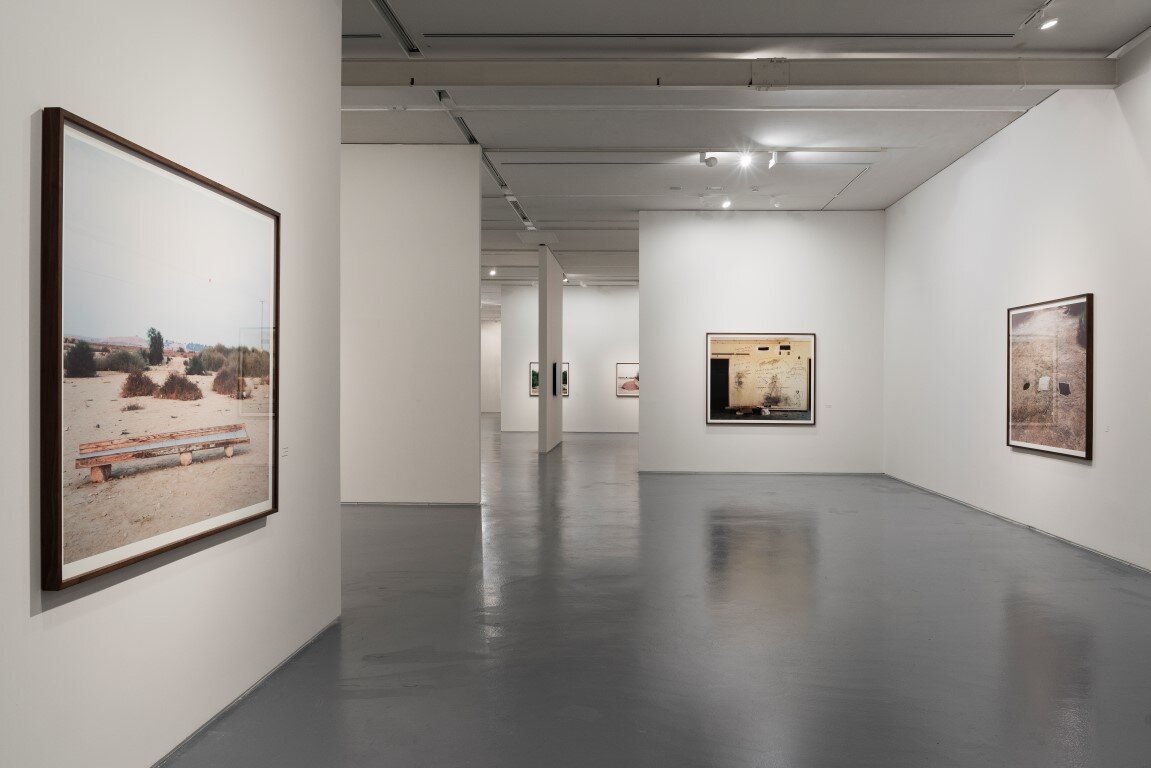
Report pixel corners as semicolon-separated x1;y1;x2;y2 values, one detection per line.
146;327;165;365
63;340;97;378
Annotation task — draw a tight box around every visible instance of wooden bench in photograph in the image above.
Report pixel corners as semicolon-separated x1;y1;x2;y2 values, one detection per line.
76;423;250;483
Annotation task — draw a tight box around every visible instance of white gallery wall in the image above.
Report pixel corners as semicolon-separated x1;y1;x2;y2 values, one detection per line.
884;38;1151;570
500;285;640;433
341;144;481;504
563;286;640;433
639;211;885;473
480;320;502;413
501;285;540;431
0;2;342;766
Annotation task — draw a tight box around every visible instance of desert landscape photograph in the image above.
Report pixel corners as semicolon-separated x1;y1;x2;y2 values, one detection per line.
1008;294;1092;458
47;116;277;585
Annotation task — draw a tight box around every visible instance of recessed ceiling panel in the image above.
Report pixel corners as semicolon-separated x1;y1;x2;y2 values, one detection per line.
482;197;522;223
440;86;1054;112
357;0;1151;57
341;111;469;143
493;158;865;198
464;108;1023;151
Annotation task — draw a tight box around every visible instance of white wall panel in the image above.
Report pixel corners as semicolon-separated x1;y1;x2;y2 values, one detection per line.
0;2;342;765
563;287;639;433
341;144;481;504
639;211;885;473
481;320;502;413
885;39;1151;569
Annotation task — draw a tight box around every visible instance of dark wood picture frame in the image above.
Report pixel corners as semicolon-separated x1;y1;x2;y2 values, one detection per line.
1006;293;1093;460
41;108;280;590
705;332;816;425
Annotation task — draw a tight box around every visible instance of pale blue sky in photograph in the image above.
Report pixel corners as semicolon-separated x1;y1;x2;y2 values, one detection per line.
61;127;274;347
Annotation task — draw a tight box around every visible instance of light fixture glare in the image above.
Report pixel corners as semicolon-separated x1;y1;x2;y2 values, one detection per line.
739;153;753;169
768;151;779;170
489;269;497;276
721;199;732;209
1040;17;1058;29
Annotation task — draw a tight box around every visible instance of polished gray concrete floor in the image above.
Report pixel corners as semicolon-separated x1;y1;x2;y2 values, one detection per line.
164;416;1151;767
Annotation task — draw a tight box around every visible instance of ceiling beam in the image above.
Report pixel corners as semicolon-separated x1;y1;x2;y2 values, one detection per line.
344;57;1117;90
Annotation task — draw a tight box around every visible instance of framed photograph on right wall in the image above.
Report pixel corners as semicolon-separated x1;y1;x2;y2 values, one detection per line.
1007;293;1093;459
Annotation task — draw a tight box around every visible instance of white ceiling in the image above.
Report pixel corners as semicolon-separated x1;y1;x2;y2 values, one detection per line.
344;0;1151;59
340;0;1151;306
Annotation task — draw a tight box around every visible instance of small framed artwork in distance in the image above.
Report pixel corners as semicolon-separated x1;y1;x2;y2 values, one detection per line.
615;363;639;397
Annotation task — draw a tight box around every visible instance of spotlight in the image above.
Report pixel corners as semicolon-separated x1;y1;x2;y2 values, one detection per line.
1040;17;1058;29
563;276;569;283
700;151;718;168
768;151;778;170
722;199;732;209
739;153;753;169
773;201;782;209
490;269;498;276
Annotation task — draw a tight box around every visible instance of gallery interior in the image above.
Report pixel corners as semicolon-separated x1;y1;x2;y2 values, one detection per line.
5;0;1151;765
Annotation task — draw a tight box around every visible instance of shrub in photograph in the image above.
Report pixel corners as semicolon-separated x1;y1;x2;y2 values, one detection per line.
185;348;227;373
212;366;249;399
63;341;97;378
99;348;149;373
146;327;165;365
120;370;158;398
155;373;203;401
184;355;207;375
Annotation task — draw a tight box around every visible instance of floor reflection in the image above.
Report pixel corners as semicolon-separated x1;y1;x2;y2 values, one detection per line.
164;418;1151;767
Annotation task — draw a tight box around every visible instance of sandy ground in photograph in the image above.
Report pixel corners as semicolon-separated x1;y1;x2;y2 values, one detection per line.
1009;307;1088;452
60;356;271;564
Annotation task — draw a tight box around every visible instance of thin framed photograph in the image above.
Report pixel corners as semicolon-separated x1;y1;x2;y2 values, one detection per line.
1007;294;1092;459
706;333;815;424
616;363;639;397
530;362;569;397
41;108;279;590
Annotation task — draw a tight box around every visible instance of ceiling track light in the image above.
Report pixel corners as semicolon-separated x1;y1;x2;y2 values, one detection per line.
768;151;779;169
699;151;718;168
739;153;753;169
721;199;732;209
1020;0;1058;30
489;269;497;276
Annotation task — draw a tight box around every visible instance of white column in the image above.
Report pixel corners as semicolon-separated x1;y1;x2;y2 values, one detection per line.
538;244;564;453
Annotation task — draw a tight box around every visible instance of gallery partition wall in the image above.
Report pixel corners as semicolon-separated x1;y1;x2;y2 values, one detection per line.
340;144;482;505
500;284;640;434
639;211;885;474
1;2;342;766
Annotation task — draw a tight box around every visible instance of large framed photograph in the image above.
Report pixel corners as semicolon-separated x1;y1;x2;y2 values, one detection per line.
530;362;569;397
616;363;639;397
41;108;279;589
706;333;815;424
1007;294;1092;459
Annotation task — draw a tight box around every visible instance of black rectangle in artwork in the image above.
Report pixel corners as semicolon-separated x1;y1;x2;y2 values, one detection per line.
40;108;280;590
